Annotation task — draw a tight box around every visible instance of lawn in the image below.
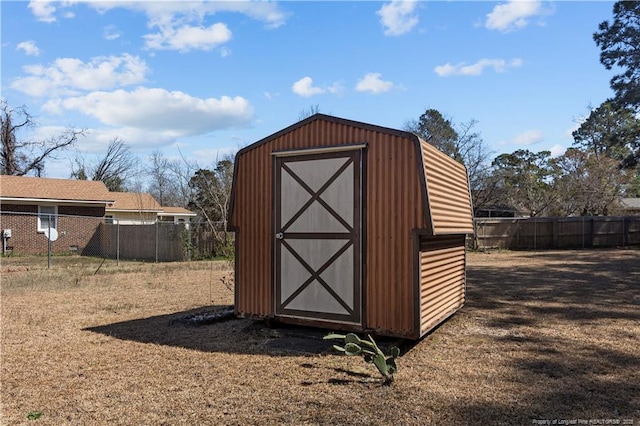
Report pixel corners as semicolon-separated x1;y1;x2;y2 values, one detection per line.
1;249;639;425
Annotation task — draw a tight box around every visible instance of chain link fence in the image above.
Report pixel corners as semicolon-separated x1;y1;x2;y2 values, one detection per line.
0;211;233;268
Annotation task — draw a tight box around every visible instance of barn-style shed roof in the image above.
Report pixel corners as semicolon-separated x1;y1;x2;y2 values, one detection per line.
229;113;473;236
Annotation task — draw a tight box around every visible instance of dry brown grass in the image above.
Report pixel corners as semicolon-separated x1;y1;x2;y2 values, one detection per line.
1;249;639;425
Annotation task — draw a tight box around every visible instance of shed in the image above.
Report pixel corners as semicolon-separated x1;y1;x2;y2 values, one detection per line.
228;114;474;339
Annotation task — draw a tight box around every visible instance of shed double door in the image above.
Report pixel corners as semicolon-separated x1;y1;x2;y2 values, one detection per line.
274;148;362;324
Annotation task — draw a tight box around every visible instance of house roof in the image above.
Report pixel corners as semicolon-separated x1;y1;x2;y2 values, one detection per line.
621;198;640;209
106;192;162;212
159;206;197;216
0;175;113;204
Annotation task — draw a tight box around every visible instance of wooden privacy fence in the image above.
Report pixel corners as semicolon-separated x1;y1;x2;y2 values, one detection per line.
188;221;234;258
471;216;640;250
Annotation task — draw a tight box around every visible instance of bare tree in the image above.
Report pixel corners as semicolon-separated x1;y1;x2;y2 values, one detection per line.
298;104;321;121
455;119;494;192
404;109;494;213
144;150;202;208
146;150;176;206
71;138;138;191
551;148;629;216
1;101;84;176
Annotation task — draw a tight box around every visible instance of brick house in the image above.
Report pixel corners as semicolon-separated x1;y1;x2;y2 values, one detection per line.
0;175;114;255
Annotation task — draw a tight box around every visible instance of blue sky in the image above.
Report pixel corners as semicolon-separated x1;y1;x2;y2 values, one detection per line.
1;1;617;179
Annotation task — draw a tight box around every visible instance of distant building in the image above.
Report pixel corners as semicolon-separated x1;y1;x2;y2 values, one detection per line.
105;192;163;225
621;198;640;215
474;204;520;218
158;206;197;227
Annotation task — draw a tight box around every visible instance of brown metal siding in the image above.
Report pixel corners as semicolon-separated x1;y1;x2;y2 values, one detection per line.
234;141;273;316
230;117;427;336
419;235;466;336
366;133;426;335
420;140;474;235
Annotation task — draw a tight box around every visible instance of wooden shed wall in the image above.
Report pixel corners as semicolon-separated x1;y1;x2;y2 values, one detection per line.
230;117;428;335
420;141;474;235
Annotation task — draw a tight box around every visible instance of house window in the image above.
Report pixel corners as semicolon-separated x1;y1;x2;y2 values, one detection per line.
105;215;114;224
38;205;58;232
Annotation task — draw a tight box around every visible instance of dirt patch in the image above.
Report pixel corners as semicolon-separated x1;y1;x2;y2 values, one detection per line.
169;306;236;327
1;250;639;425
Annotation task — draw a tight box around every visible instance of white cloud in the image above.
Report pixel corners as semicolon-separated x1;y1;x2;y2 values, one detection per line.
11;54;149;97
549;144;566;157
83;127;186;151
434;58;523;77
513;129;544;145
28;1;57;23
29;1;288;25
292;77;326;97
377;1;419;36
16;40;41;56
144;22;232;52
220;46;232;58
355;73;394;94
327;82;345;95
564;123;580;139
103;25;121;41
26;0;287;59
485;0;551;32
263;91;279;100
28;1;289;54
191;146;239;165
45;87;253;136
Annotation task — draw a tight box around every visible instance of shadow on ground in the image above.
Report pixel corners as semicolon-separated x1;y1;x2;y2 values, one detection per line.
450;248;640;422
84;249;640;420
84;306;405;357
466;249;640;321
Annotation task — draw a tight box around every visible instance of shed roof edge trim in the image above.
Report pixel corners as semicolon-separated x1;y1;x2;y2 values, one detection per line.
235;114;417;157
271;143;367;157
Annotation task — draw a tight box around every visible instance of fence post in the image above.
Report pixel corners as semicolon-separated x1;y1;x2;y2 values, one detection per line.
47;215;52;269
155;221;159;263
116;221;120;266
